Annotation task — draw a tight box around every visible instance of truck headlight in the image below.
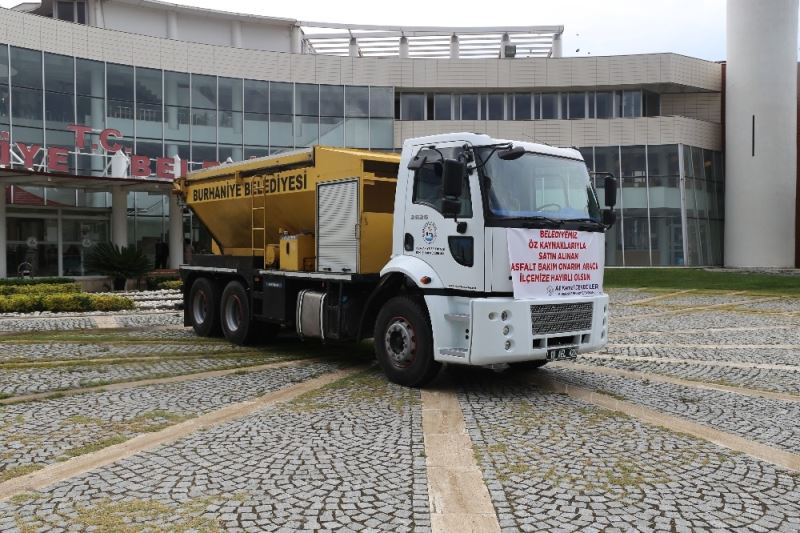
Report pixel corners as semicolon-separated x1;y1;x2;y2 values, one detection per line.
504;340;513;351
501;310;510;321
502;325;511;336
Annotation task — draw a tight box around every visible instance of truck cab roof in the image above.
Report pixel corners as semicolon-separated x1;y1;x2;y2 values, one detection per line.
402;132;584;162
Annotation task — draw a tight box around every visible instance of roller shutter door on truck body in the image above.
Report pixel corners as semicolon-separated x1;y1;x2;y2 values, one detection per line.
317;178;359;273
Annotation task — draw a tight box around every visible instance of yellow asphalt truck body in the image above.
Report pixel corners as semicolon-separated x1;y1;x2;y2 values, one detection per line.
175;134;618;386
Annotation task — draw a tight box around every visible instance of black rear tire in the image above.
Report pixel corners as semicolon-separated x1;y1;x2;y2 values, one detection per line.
374;295;441;387
188;277;221;337
220;280;254;345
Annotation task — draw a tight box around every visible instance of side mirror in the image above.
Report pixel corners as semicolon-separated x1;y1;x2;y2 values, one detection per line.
498;146;526;160
441;158;465;218
602;209;616;228
442;158;465;198
604;176;617;208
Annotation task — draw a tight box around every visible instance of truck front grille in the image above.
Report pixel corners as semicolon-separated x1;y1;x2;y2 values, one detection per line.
530;303;593;335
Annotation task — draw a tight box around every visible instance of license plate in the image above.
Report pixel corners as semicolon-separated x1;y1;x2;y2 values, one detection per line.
546;347;577;361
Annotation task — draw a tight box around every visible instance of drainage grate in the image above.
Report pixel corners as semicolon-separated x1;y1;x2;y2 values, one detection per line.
530;302;593;335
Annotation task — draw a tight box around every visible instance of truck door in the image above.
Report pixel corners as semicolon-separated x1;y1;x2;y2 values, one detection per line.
403;143;485;292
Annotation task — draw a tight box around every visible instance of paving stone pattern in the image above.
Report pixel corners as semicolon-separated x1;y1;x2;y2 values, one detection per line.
547;366;800;454
0;341;252;364
458;375;800;532
1;370;429;533
0;355;289;396
0;317;96;333
115;312;183;328
600;345;800;366
0;361;340;476
577;357;800;395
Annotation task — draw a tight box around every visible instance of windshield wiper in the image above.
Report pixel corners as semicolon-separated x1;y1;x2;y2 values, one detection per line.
496;216;564;228
563;217;604;229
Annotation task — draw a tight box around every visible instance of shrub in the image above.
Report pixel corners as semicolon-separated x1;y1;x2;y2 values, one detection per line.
0;277;73;287
145;274;180;291
156;280;183;290
0;283;80;296
92;295;135;312
0;294;41;313
0;293;134;313
42;293;94;313
86;243;151;289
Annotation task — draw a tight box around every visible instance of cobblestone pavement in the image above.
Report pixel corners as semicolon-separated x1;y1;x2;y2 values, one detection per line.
0;287;799;531
1;370;429;532
546;366;800;453
0;311;182;332
0;340;253;364
0;355;297;396
458;373;800;532
576;357;800;395
0;361;341;476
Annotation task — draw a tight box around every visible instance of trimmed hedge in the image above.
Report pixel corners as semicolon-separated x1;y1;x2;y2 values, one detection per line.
0;283;80;296
0;277;73;287
145;274;180;290
156;280;183;290
0;293;134;313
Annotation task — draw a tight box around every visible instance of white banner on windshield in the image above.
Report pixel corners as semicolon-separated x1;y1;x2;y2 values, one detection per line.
507;228;604;299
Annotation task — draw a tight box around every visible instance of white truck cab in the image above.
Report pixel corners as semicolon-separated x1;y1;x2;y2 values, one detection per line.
377;133;615;380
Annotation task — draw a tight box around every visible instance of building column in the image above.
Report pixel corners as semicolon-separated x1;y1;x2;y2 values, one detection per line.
500;33;510;58
450;34;459;59
551;32;563;58
399;36;409;59
349;37;358;57
167;11;178;39
290;25;303;54
0;187;6;278
230;20;243;48
111;186;128;248
725;0;798;267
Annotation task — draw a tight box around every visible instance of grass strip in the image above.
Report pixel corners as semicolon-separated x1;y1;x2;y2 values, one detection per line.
605;268;800;296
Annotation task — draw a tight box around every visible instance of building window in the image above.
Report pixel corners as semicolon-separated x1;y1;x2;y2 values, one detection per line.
433;94;451;120
513;93;531;120
567;92;586;119
486;94;505;120
460;94;479;120
400;93;425;120
540;93;558;119
644;91;661;117
593;92;612;119
56;1;86;24
369;87;393;118
619;90;642;118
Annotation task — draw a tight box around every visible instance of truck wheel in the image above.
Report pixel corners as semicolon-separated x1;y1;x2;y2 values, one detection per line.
374;296;441;387
220;280;253;345
188;277;221;337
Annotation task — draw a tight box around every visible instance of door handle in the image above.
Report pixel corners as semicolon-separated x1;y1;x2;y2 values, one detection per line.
404;233;414;251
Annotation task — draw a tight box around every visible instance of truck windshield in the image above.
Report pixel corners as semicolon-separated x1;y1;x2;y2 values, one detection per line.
477;149;601;225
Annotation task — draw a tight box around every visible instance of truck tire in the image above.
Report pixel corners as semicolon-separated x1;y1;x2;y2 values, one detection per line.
188;277;221;337
220;280;253;345
374;296;441;387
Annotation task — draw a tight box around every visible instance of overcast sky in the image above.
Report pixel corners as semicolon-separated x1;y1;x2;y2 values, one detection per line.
1;0;791;62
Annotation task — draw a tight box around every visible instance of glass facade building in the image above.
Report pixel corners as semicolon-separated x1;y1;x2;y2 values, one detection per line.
0;44;394;276
0;43;724;275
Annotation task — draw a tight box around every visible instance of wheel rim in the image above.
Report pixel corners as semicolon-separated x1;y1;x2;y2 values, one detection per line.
224;294;242;333
384;317;416;369
192;290;208;324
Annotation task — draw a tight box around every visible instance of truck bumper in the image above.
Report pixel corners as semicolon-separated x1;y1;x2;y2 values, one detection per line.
426;294;608;366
